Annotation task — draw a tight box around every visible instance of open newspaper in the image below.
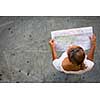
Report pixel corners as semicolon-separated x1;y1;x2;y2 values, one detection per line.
51;27;93;51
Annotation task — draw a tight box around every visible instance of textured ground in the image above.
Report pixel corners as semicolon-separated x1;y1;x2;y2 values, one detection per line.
0;16;99;83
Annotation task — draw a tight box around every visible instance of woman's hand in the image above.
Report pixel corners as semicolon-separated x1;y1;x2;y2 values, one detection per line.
87;34;96;61
49;39;56;48
49;39;57;60
89;34;96;47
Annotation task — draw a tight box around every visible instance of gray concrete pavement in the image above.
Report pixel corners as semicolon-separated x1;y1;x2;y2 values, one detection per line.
0;16;99;83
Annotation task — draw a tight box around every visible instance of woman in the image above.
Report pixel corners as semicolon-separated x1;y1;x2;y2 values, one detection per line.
49;34;96;74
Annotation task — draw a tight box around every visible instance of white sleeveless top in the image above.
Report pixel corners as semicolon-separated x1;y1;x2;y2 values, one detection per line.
53;52;94;74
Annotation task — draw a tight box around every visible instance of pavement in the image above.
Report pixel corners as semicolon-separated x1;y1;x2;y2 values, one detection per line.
0;16;100;83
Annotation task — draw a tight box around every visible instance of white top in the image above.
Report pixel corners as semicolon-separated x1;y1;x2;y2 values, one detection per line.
53;52;94;74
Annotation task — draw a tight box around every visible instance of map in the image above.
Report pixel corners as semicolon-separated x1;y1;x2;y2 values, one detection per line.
51;27;93;51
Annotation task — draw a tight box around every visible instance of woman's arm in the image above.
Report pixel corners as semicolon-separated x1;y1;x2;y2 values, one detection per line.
87;34;96;61
49;39;57;60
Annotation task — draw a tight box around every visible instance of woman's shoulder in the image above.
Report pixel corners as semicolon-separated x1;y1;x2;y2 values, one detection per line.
84;56;94;69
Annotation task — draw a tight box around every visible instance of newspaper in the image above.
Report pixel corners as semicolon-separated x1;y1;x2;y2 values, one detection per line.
51;27;93;51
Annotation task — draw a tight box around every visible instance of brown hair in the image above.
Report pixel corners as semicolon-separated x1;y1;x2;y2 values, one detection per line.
68;46;85;66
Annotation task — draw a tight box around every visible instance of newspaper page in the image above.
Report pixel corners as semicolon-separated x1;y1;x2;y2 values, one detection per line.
51;27;93;51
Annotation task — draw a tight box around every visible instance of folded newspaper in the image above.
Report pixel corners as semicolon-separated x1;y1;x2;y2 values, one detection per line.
51;27;93;51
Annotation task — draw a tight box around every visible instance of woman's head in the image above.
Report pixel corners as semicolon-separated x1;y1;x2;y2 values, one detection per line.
67;45;85;65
